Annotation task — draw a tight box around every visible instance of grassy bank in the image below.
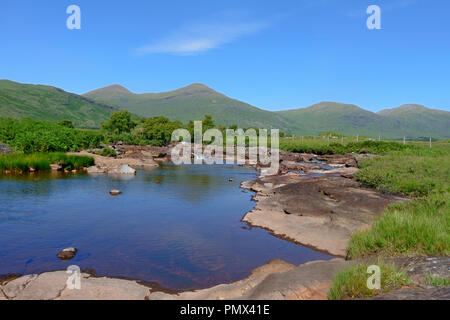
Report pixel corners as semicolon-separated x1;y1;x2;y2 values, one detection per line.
0;153;94;173
347;141;450;258
279;138;418;155
328;141;449;299
328;261;410;300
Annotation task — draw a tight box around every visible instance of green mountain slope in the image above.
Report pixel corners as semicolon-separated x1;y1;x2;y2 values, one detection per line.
0;80;116;128
84;83;296;132
277;102;450;139
2;80;448;139
277;102;401;138
377;104;450;138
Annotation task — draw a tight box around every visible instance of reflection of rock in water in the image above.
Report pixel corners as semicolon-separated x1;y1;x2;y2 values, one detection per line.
108;174;135;181
154;175;164;184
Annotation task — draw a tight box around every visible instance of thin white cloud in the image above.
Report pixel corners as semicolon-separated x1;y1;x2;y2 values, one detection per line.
136;19;268;55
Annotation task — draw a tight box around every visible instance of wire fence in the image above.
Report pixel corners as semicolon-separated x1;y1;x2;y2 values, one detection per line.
284;134;437;148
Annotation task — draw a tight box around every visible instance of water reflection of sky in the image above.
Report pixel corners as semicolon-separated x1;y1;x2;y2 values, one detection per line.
0;165;332;290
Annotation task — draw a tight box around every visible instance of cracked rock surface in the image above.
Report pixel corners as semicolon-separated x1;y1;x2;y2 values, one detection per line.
0;272;151;300
242;173;407;256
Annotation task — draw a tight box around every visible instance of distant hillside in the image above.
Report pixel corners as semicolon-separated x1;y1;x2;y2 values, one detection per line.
2;80;449;139
277;102;399;137
84;83;296;132
277;102;450;139
0;80;116;128
377;104;450;138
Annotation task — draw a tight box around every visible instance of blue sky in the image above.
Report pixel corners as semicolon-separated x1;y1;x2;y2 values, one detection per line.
1;0;449;112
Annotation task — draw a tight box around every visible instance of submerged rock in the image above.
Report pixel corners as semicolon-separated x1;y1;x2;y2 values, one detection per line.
56;248;78;261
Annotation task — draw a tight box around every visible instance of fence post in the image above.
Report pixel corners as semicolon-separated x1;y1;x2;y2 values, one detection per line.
357;134;359;142
430;137;432;149
403;136;406;145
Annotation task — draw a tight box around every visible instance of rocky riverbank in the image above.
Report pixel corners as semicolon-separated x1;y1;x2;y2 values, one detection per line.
2;257;448;300
1;145;448;300
68;146;161;174
241;171;407;257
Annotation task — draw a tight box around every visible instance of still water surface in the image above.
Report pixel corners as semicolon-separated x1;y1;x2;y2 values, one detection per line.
0;164;331;290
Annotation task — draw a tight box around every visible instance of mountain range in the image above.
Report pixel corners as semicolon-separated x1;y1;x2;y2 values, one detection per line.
1;80;449;139
0;80;115;128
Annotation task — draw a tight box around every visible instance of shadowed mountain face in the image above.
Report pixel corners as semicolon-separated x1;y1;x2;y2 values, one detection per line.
0;80;117;129
83;84;297;132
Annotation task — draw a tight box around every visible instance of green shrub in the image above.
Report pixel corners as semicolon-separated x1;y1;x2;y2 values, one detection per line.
94;148;117;158
0;118;104;153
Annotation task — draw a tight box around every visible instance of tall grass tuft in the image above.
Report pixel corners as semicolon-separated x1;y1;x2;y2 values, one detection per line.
328;261;410;300
348;192;450;257
0;153;94;173
348;140;450;257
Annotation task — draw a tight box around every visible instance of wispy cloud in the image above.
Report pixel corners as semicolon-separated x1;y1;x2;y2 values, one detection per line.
136;18;268;55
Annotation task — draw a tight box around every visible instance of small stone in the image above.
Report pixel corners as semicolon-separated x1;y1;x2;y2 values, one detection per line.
50;164;62;171
87;166;106;174
56;248;78;261
109;190;122;196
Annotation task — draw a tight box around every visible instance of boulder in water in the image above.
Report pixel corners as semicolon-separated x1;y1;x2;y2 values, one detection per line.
87;166;106;174
50;164;62;171
109;164;136;175
109;190;122;196
56;248;78;261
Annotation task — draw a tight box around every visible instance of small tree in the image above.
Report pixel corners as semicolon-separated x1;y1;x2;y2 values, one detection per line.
58;120;74;129
142;116;183;146
101;111;135;134
203;115;215;131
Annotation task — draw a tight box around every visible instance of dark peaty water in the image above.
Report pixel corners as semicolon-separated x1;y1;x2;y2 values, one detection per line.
0;164;331;290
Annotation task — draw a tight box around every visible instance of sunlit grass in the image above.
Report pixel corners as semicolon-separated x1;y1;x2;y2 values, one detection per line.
348;140;450;258
0;153;94;173
328;260;410;300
